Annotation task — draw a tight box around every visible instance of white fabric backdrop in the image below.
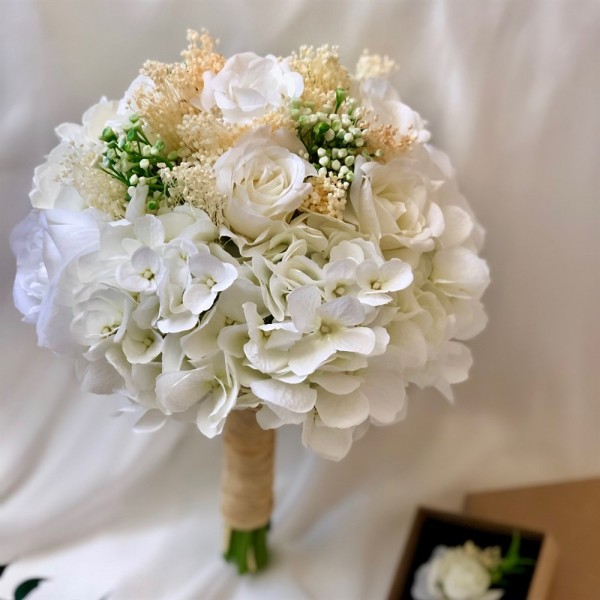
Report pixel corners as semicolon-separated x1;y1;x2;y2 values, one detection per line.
1;1;599;598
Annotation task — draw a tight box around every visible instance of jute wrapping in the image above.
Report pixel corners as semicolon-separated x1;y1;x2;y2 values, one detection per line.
221;409;275;531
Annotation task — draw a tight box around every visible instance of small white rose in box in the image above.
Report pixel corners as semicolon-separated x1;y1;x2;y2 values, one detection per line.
412;546;504;600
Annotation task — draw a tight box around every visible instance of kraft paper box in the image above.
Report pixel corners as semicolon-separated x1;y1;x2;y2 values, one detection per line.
387;507;558;600
466;477;600;600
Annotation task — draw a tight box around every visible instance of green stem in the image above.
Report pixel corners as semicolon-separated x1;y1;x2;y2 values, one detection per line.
223;525;270;574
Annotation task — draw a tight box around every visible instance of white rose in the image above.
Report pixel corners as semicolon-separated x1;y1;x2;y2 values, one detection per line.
30;85;143;211
412;547;503;600
360;77;430;143
436;551;491;600
11;209;101;326
29;144;86;211
113;74;155;127
215;127;316;240
29;100;112;211
11;211;51;324
350;156;445;253
49;98;120;173
199;52;303;123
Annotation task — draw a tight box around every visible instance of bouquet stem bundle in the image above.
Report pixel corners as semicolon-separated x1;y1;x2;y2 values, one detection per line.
221;410;275;573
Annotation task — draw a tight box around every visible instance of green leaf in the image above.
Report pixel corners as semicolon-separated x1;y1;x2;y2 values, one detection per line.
14;579;44;600
335;88;347;112
496;531;536;578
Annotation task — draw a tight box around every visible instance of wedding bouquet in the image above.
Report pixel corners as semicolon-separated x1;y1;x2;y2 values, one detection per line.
12;31;489;572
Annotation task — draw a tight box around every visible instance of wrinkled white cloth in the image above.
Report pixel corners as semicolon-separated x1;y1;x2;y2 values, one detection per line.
1;1;599;598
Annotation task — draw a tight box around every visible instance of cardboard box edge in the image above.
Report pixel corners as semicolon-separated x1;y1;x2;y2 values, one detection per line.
387;507;427;600
527;533;559;600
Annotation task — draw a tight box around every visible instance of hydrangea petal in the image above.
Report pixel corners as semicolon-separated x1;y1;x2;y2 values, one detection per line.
309;371;362;394
156;369;213;413
251;379;316;414
316;389;369;428
302;417;353;461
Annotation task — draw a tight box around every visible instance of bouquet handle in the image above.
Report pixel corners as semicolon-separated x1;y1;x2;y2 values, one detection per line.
221;409;275;573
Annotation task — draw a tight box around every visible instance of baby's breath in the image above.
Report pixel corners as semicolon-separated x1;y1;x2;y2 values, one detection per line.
355;50;397;80
289;45;350;109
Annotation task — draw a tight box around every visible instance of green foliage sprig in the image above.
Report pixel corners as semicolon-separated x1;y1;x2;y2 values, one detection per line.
292;88;379;184
489;532;537;586
99;114;180;213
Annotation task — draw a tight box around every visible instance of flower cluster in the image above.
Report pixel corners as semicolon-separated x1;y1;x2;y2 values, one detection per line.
12;31;489;460
412;543;505;600
412;535;534;600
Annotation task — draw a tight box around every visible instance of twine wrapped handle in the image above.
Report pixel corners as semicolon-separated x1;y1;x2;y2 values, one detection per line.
221;409;275;572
